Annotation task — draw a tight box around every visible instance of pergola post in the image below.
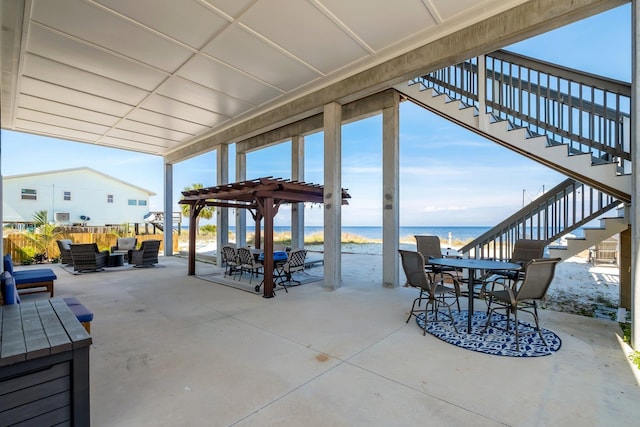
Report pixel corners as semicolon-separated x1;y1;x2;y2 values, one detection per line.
187;203;202;276
262;197;275;298
254;213;262;249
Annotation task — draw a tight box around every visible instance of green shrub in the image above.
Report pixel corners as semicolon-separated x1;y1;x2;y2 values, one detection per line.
18;246;38;265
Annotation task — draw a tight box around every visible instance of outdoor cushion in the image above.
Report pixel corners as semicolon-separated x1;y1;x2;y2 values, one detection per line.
67;303;94;323
116;237;137;250
12;268;57;285
4;254;14;275
1;271;20;304
63;296;82;306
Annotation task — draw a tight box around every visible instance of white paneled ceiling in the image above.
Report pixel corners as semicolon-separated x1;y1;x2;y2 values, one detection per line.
0;0;611;158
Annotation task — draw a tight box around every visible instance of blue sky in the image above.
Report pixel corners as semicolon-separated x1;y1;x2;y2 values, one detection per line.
1;4;631;227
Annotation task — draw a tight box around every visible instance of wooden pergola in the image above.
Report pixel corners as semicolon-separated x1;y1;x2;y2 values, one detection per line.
179;177;351;298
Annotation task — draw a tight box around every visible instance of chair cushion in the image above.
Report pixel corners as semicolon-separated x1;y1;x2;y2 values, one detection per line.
67;303;94;323
63;296;82;306
4;254;14;275
59;239;72;250
12;269;57;285
118;237;137;250
1;271;20;304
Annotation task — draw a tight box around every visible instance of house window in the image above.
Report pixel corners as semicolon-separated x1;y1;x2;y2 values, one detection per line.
21;188;37;200
128;199;137;206
138;200;147;206
64;191;71;201
107;194;114;203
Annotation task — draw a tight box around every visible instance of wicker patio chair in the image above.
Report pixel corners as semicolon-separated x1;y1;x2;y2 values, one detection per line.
128;240;161;267
111;237;138;262
56;239;73;265
70;243;109;272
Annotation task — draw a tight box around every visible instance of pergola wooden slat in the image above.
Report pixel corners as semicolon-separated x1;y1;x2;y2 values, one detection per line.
179;177;350;298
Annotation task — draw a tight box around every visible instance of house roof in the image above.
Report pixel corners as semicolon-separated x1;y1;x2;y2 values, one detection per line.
3;167;157;196
1;0;618;162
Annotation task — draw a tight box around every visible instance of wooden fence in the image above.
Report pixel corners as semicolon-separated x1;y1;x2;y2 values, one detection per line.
3;232;178;264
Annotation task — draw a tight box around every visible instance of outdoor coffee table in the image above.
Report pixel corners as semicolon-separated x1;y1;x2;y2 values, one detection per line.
107;253;125;267
428;257;521;333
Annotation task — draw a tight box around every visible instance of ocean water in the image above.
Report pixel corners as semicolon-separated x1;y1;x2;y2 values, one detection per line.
219;225;489;242
222;225;492;255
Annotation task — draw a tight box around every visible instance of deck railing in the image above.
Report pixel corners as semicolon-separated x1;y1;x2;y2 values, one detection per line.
417;49;632;172
458;178;620;259
414;49;629;255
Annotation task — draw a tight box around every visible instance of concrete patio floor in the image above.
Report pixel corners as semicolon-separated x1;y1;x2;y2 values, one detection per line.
27;254;640;426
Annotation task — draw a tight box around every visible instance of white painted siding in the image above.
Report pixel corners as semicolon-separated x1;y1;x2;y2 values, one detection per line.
3;168;155;225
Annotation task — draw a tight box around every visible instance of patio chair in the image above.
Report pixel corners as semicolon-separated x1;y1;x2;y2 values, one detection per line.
481;257;561;351
221;244;240;277
399;250;459;335
275;248;307;292
111;237;138;262
128;240;161;267
237;247;263;283
56;239;73;265
70;243;109;272
414;235;461;301
487;239;547;284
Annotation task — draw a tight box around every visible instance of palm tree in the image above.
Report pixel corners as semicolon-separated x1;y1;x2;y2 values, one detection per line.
25;210;61;262
181;183;215;235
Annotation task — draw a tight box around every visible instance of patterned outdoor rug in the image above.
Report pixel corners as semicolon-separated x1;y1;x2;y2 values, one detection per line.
416;310;562;357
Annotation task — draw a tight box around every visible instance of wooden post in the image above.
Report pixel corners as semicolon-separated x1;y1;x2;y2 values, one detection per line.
187;203;199;276
263;197;275;298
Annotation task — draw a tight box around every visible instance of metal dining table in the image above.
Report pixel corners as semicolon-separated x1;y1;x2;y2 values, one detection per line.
427;257;522;333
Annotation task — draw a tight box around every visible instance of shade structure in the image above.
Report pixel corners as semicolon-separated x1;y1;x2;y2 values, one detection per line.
180;177;351;297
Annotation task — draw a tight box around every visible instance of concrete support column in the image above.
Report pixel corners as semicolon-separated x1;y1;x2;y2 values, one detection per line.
382;93;400;288
216;145;229;267
163;162;173;256
235;151;247;247
292;135;305;249
631;0;639;351
323;102;342;290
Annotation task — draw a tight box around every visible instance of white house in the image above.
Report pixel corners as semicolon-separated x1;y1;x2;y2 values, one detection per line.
2;167;156;226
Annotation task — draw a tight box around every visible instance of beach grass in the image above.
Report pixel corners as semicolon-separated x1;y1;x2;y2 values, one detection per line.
180;230;473;248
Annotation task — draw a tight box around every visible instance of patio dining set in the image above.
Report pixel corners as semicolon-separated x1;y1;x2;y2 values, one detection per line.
400;236;561;352
56;237;161;272
221;244;308;293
